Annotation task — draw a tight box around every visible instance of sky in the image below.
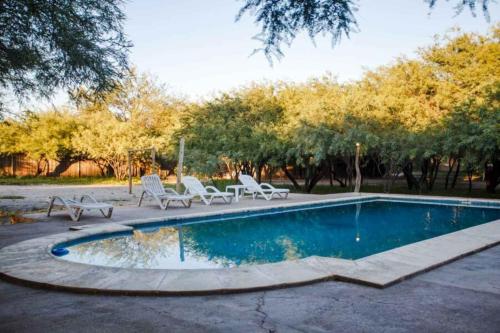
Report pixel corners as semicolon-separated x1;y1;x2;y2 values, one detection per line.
29;0;500;108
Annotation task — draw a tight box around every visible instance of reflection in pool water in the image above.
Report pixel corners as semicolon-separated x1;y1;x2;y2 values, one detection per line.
62;200;500;269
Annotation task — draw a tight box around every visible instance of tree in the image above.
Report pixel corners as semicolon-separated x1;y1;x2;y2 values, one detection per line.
0;118;23;158
237;0;491;61
73;111;138;179
15;110;80;175
179;85;283;182
73;72;184;179
0;0;131;112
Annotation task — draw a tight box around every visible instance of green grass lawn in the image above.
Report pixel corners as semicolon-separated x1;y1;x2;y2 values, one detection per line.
206;179;500;199
0;176;139;186
0;176;498;199
307;184;500;199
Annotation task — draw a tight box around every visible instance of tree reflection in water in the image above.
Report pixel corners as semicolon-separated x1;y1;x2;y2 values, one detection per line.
62;201;500;269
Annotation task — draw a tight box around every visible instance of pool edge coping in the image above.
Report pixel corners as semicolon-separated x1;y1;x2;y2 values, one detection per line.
1;193;500;295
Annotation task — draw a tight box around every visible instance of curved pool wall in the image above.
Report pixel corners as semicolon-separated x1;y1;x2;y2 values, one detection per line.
55;198;500;270
1;194;500;295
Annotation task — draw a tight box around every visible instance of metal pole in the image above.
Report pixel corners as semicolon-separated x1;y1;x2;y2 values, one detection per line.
176;138;185;193
354;143;362;193
127;150;132;194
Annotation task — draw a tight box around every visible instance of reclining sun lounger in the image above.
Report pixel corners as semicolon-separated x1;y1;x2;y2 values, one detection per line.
139;174;193;210
182;176;234;205
47;195;113;222
239;174;289;200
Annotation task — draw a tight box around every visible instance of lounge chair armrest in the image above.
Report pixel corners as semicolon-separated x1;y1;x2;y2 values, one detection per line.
205;186;221;193
80;194;99;203
260;183;276;190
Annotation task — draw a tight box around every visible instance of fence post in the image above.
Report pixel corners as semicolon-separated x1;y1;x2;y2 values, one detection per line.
354;143;362;193
176;138;185;193
128;150;132;194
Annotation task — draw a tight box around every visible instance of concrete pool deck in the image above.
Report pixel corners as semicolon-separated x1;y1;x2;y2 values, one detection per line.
1;193;499;295
1;191;500;332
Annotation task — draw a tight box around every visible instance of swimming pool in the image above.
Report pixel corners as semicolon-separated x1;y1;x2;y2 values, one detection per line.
58;198;500;270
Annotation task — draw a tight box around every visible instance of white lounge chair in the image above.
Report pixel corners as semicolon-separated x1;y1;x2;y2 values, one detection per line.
47;195;113;222
239;174;289;200
182;176;234;205
138;174;193;210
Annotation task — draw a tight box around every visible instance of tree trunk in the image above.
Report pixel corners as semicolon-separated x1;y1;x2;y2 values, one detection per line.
485;158;500;193
419;158;430;191
329;160;334;186
451;159;461;189
35;157;49;176
48;158;76;177
429;157;441;191
257;163;263;183
306;165;325;193
402;161;419;190
390;166;400;192
466;165;473;193
344;156;353;188
444;157;456;190
281;165;301;190
383;160;395;193
333;172;346;187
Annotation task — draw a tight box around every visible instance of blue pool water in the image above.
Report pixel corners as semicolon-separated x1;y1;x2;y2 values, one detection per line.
60;199;500;269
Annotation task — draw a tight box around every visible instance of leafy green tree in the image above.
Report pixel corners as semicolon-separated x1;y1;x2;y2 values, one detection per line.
0;119;23;155
0;0;131;112
73;111;138;179
14;110;81;175
73;71;184;179
237;0;490;60
179;85;283;182
1;27;498;194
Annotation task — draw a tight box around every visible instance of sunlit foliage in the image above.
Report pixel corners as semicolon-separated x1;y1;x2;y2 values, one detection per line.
1;27;499;192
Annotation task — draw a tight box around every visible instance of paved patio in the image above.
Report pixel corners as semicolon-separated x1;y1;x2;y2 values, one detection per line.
0;186;499;332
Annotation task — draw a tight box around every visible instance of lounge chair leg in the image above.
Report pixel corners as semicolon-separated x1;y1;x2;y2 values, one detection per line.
201;196;211;205
70;208;82;222
138;191;146;207
76;209;84;221
47;197;55;217
99;208;113;218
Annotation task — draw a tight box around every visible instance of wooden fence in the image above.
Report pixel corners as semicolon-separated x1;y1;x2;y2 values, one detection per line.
0;154;103;177
0;154;176;178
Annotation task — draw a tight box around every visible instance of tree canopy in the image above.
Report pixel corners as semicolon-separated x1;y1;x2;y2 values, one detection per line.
0;0;131;113
237;0;492;60
1;27;499;192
